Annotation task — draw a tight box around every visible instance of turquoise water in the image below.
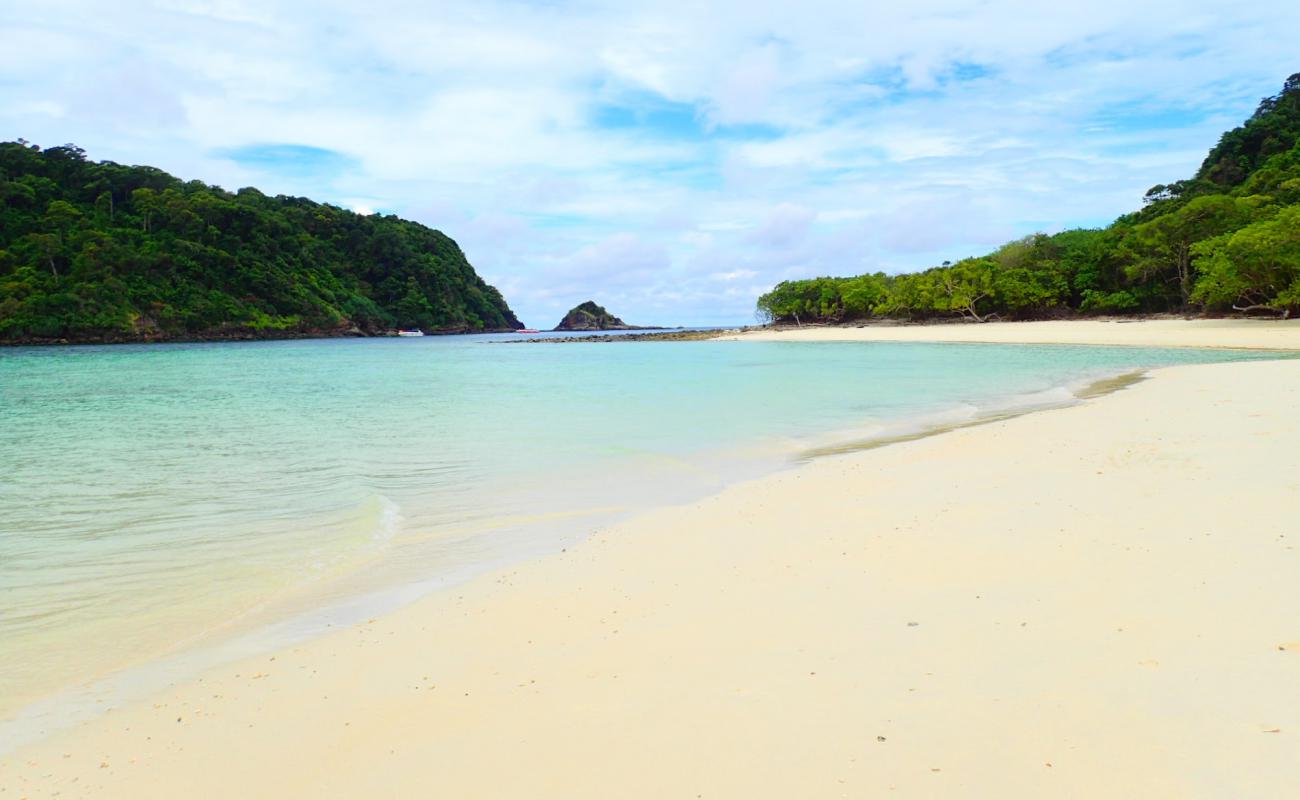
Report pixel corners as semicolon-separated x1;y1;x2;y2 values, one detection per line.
0;336;1282;718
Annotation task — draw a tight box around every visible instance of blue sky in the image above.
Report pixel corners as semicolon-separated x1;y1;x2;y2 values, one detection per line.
3;1;1298;327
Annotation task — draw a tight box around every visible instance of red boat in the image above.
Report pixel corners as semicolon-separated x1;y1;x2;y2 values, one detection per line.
517;328;541;333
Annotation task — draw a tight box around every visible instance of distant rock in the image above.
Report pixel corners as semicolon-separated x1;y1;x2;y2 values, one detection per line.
554;301;636;331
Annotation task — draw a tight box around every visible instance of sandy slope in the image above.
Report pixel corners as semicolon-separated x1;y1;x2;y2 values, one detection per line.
3;357;1299;798
725;317;1300;350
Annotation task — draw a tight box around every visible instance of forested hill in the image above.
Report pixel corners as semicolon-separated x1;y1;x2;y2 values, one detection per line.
0;142;523;343
757;72;1300;324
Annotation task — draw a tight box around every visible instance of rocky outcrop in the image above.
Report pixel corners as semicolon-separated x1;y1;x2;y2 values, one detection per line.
554;301;635;331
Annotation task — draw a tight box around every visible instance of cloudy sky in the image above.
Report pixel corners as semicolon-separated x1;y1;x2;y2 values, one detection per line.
3;1;1297;327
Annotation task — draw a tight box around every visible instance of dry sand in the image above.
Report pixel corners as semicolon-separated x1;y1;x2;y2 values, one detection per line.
4;325;1300;798
725;316;1300;350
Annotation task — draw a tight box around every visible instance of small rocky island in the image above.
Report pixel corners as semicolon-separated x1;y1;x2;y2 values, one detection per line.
554;301;643;331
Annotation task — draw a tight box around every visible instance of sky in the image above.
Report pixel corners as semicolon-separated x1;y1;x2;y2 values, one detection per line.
3;1;1298;327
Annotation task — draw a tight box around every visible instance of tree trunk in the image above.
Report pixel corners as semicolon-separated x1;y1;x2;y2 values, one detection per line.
1232;302;1286;317
963;294;992;322
1177;244;1192;306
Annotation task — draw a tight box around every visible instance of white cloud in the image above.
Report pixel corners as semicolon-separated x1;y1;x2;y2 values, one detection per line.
707;43;785;126
746;203;817;249
710;269;758;282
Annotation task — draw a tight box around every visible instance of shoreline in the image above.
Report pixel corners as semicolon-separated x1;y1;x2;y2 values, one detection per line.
725;317;1300;350
0;327;529;348
796;369;1149;461
10;317;1300;350
0;356;1160;747
4;344;1299;796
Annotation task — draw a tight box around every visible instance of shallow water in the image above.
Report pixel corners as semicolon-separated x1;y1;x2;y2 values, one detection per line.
0;335;1282;721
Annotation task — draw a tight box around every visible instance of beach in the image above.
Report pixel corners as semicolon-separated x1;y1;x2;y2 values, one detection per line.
726;317;1300;350
4;321;1300;798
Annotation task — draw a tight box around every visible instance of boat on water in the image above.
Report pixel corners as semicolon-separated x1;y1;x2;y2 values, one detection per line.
397;329;425;337
517;328;541;333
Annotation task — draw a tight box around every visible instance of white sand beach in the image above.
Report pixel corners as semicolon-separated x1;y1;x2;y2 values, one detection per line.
726;317;1300;350
4;321;1299;799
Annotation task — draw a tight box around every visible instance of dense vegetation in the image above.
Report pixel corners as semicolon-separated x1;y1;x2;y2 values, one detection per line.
0;143;522;342
758;73;1300;324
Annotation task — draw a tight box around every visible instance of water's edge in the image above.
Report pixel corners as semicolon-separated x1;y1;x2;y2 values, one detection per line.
0;361;1172;755
798;370;1147;460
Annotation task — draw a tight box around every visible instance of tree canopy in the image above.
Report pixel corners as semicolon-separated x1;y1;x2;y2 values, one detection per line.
758;73;1300;324
0;142;522;342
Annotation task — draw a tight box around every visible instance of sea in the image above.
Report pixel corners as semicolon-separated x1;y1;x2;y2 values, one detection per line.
0;333;1283;746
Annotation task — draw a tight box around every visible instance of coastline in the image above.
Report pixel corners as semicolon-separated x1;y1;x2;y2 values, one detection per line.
4;344;1298;796
0;326;526;348
795;369;1149;461
10;333;1250;733
0;346;1171;735
725;317;1300;350
12;317;1299;350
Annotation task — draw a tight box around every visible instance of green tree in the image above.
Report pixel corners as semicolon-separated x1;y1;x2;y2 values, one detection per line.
0;140;521;342
753;73;1300;325
1191;205;1300;316
1125;195;1254;307
41;199;83;277
937;259;998;321
130;188;158;233
841;273;887;317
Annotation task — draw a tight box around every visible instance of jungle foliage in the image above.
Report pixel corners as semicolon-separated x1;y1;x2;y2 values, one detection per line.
758;73;1300;324
0;143;522;342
